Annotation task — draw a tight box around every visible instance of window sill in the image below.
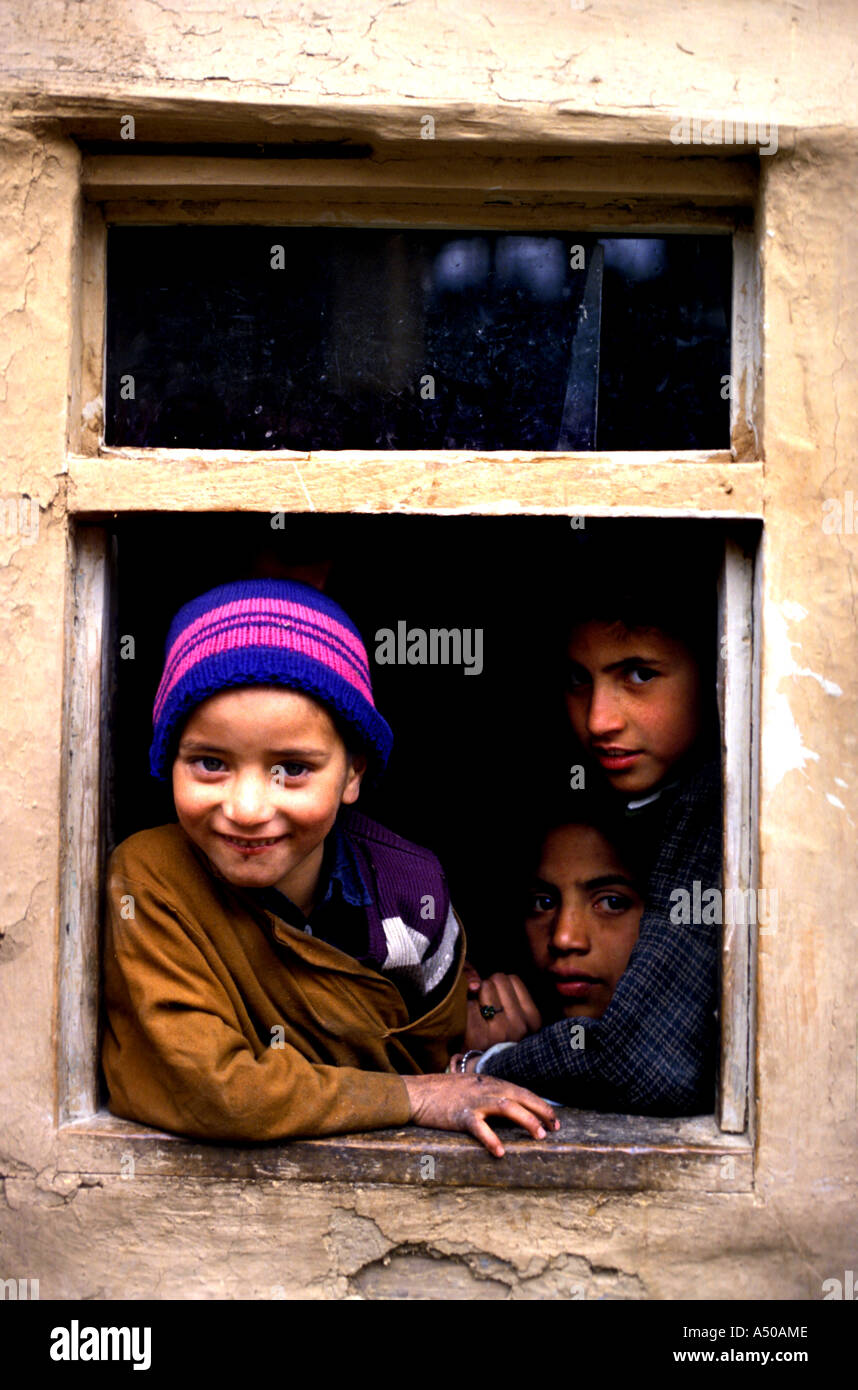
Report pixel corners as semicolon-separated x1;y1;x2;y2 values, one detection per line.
57;1109;753;1191
64;452;764;519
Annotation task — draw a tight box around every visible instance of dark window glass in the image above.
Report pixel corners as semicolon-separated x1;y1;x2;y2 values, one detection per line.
105;229;731;451
597;238;733;450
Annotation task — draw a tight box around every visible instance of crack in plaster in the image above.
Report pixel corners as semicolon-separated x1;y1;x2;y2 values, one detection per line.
0;877;46;961
325;1207;646;1299
345;1238;648;1299
2;1166;105;1211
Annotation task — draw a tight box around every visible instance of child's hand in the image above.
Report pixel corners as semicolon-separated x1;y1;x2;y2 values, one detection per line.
464;970;543;1051
401;1073;559;1157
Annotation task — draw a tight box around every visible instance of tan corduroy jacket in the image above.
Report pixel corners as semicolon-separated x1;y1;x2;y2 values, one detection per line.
102;824;467;1141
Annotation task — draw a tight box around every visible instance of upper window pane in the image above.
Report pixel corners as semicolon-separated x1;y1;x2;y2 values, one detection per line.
105;228;731;451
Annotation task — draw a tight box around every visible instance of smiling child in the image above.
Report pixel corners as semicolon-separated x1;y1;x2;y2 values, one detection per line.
102;579;556;1155
565;621;703;798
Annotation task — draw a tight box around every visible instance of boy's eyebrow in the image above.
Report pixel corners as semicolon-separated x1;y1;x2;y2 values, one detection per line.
530;873;640;893
269;747;328;760
178;739;328;757
580;874;640;892
602;656;666;673
564;655;667;676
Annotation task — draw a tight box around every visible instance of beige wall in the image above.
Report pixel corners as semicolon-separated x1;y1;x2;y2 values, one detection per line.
1;0;856;1299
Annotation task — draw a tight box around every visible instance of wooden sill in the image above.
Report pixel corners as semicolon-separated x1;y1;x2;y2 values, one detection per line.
57;1109;753;1192
64;452;764;518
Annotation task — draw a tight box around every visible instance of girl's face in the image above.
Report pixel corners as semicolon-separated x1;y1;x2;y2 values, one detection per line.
564;621;702;795
524;823;644;1020
172;686;365;915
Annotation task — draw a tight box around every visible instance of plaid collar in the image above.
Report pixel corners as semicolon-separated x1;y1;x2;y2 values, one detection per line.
622;745;717;815
623;778;681;815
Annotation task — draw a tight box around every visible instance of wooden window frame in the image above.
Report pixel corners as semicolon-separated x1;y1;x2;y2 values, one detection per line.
57;149;764;1191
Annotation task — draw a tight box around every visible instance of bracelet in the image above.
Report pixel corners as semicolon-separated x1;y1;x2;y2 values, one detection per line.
458;1049;484;1074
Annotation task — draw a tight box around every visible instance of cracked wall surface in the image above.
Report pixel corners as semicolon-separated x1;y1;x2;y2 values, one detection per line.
0;124;77;1171
0;0;856;130
0;1173;849;1300
0;1;856;1300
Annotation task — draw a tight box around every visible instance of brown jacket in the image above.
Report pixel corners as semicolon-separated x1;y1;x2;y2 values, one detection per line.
102;824;467;1141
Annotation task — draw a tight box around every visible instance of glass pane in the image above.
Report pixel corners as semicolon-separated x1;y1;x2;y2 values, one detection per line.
597;237;732;449
105;228;730;451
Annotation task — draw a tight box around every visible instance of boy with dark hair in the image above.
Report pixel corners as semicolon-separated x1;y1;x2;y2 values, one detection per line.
462;557;722;1115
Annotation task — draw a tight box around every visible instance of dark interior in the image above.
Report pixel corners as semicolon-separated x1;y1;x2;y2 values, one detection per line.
108;513;727;972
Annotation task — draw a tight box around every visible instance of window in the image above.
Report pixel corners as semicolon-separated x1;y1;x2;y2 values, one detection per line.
104;228;731;451
58;146;762;1190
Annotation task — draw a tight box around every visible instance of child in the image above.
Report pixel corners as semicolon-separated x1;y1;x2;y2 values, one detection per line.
454;811;644;1063
102;579;556;1156
522;817;644;1020
467;569;722;1115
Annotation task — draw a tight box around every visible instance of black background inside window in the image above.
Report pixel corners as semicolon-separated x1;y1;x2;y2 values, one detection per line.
110;514;725;970
105;230;731;452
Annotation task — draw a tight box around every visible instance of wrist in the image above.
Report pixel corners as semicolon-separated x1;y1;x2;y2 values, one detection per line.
474;1041;517;1074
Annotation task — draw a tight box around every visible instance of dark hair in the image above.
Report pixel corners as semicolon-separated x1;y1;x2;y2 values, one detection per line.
570;580;715;668
522;793;648;889
559;522;721;754
504;798;647;980
566;521;718;656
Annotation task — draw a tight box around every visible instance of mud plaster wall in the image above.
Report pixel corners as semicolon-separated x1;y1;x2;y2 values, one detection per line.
0;1;856;1300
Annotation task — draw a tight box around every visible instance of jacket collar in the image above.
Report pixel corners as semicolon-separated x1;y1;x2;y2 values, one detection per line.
178;814;369;910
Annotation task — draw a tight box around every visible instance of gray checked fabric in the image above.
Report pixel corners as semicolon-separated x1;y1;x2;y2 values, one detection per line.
480;758;722;1115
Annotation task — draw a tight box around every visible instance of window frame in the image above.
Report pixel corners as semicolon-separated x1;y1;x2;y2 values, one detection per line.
57;148;764;1189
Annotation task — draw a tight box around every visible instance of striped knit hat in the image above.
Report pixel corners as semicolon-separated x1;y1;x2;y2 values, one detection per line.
149;579;392;781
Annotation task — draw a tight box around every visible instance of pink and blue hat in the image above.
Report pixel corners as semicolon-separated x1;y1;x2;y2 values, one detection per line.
149;579;393;781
